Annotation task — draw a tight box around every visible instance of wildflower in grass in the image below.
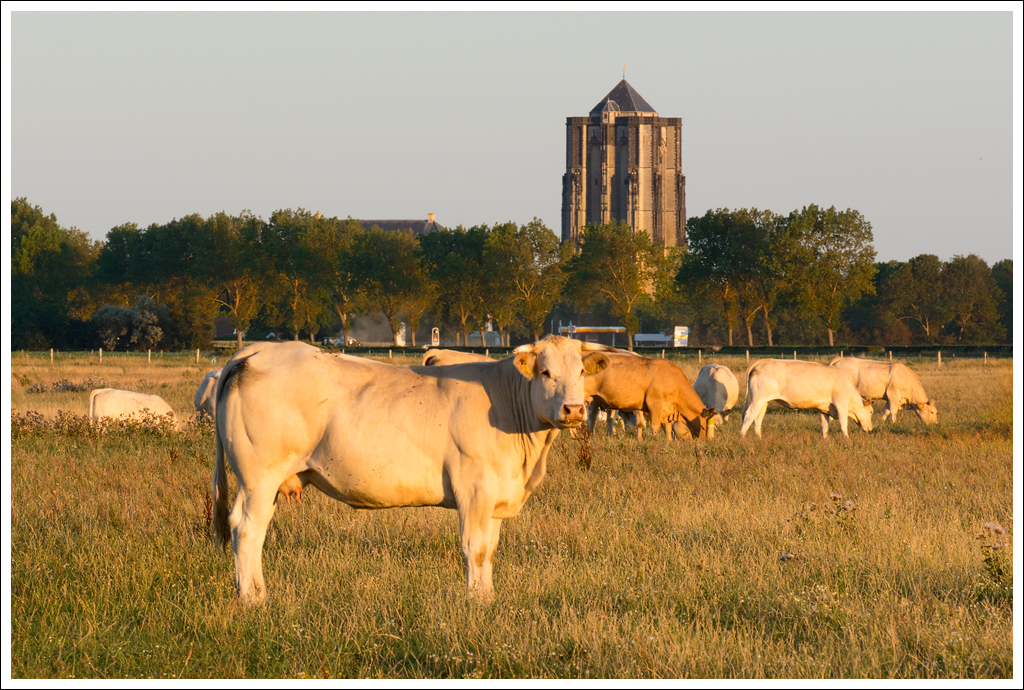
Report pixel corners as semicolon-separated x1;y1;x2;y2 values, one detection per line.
829;493;843;502
843;500;857;512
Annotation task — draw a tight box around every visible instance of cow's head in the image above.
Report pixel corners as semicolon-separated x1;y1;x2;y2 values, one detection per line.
852;397;874;433
910;399;938;424
675;406;717;440
513;336;614;429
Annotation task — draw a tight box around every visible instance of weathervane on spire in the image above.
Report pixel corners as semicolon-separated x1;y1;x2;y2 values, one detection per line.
623;64;626;79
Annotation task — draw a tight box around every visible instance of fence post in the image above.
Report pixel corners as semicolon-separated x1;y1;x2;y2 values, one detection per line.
840;351;843;358
889;350;892;361
662;349;665;359
389;350;392;359
984;352;988;364
746;350;749;363
793;350;797;360
485;349;489;357
698;350;701;364
148;349;151;364
50;348;53;365
99;348;103;363
937;351;942;367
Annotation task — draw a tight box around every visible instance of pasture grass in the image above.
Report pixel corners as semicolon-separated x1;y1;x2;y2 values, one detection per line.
9;352;1013;678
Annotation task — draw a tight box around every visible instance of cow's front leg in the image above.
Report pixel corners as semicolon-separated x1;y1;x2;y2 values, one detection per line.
458;487;502;603
820;413;830;438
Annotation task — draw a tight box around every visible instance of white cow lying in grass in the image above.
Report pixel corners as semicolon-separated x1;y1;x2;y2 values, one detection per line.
829;357;937;424
89;388;178;428
739;360;874;439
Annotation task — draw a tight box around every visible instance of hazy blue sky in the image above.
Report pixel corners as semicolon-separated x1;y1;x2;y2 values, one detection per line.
9;9;1019;264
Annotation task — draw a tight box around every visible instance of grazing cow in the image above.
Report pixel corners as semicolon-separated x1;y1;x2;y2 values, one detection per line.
211;336;614;605
421;349;494;366
693;364;739;426
739;360;874;439
194;369;222;422
582;353;714;442
829;357;937;424
89;388;178;428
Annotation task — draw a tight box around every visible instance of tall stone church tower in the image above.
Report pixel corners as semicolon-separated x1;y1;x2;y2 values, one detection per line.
561;79;686;249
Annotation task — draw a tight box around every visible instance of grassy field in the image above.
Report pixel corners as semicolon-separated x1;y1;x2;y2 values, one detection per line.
8;350;1014;678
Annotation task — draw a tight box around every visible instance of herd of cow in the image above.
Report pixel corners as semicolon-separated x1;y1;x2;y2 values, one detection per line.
81;336;937;605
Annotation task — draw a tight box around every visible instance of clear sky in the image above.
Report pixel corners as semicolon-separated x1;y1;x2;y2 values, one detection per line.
8;7;1020;265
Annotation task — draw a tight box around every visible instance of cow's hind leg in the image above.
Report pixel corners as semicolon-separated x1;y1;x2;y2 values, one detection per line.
229;483;279;605
740;399;768;438
820;413;830;438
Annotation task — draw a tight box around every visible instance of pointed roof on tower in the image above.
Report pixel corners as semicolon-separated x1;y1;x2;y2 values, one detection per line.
589;79;657;116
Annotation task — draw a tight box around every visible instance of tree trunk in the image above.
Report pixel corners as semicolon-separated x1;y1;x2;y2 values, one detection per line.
766;320;774;347
728;327;733;347
827;328;834;347
334;305;349;347
628;331;634;350
746;322;754;347
236;328;243;350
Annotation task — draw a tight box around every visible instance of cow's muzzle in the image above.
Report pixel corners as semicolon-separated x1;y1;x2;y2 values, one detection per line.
558;403;587;426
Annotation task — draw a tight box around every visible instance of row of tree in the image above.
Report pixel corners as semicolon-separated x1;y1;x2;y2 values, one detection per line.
11;198;1013;351
678;207;1011;347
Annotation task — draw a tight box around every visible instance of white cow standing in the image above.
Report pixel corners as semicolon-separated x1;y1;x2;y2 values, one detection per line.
829;357;937;424
212;336;613;605
739;360;874;439
693;364;739;426
194;369;222;422
89;388;178;428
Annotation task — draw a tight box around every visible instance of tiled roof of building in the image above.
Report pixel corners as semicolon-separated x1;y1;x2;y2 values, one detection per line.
357;217;446;236
589;79;657;116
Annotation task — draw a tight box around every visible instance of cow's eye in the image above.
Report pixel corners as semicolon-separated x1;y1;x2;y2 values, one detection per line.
541;370;551;378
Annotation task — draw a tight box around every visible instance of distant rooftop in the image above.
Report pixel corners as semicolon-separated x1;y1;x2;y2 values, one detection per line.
589;79;657;116
357;214;445;236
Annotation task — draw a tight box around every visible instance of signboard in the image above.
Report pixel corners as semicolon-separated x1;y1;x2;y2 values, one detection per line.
673;326;689;347
431;327;440;347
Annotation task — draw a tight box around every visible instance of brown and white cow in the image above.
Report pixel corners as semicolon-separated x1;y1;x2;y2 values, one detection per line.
212;336;614;605
582;353;714;443
693;364;739;426
89;388;178;428
739;360;874;439
829;357;937;424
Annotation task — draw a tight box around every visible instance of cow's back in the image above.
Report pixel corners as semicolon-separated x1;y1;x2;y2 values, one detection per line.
829;357;889;399
217;342;535;509
748;359;859;407
889;362;928;401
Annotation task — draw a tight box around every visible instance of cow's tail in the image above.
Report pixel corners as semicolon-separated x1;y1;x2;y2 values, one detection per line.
88;389;102;421
212;424;231;549
741;361;760;418
210;349;254;549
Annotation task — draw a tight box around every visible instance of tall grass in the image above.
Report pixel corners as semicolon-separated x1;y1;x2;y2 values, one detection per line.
9;353;1012;678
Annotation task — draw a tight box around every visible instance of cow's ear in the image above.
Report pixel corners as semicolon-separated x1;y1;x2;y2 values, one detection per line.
583;352;610;375
514;352;536;379
701;407;716;419
863;398;872;406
